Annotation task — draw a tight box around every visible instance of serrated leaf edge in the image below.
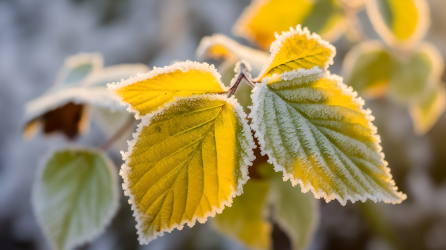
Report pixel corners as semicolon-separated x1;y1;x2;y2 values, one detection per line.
108;61;228;120
255;24;336;81
249;70;407;205
119;94;256;245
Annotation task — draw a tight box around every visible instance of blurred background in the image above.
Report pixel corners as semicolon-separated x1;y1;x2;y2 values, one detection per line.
1;0;446;249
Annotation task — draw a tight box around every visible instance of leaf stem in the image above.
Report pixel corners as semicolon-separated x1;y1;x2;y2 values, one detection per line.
227;62;255;98
100;115;136;152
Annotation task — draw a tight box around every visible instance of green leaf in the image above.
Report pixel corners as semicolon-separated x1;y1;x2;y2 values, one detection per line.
409;83;446;135
366;0;429;48
249;70;406;205
213;179;272;250
270;172;319;250
33;148;119;250
120;94;255;244
343;41;393;99
389;43;443;103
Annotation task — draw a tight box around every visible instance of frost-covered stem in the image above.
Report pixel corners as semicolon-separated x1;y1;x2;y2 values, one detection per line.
243;74;256;88
227;72;245;98
100;116;135;152
227;63;255;98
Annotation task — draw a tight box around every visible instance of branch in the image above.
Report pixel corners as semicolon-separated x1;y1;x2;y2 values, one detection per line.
100;115;136;152
227;62;255;98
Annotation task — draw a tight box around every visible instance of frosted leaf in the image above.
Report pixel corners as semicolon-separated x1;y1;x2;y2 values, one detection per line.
196;34;269;76
255;25;336;81
108;61;227;119
23;63;149;139
249;71;406;205
120;94;255;244
33;148;119;250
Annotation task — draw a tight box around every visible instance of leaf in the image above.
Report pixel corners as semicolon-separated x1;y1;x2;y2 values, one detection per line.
366;0;429;48
343;41;393;99
108;61;228;119
270;172;319;250
23;63;148;140
196;34;269;76
255;25;335;82
409;83;446;135
249;71;407;205
389;43;444;103
55;53;103;86
120;94;255;244
234;0;346;50
213;179;271;250
33;148;119;250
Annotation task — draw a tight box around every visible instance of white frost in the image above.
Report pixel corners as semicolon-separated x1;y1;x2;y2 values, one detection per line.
249;70;406;205
120;94;255;245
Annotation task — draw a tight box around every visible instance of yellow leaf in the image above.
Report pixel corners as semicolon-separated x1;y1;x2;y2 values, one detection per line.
255;25;335;82
213;179;271;250
367;0;429;48
234;0;346;50
108;61;228;118
120;94;255;244
250;71;406;205
409;83;446;135
343;41;393;99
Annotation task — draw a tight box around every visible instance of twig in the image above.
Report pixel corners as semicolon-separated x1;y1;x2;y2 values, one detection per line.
100;115;136;152
227;62;255;97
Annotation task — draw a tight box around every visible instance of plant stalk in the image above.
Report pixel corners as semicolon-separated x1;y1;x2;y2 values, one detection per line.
100;115;136;152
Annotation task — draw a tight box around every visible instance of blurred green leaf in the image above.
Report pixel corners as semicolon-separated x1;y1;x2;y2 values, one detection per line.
409;83;446;135
343;41;393;99
213;179;272;250
270;173;319;250
389;43;441;103
33;148;119;250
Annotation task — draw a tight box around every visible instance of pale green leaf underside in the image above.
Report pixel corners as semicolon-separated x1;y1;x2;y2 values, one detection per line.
250;72;406;205
33;148;119;250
